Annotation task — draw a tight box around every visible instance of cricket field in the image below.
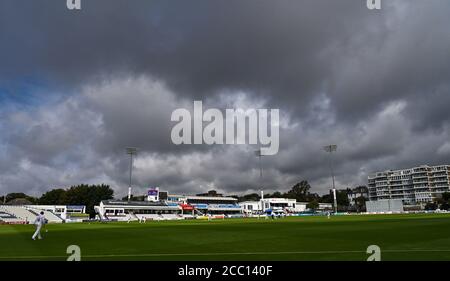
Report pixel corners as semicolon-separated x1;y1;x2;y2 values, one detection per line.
1;214;450;261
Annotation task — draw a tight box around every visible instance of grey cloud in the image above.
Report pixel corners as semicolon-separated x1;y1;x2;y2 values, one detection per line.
1;0;450;197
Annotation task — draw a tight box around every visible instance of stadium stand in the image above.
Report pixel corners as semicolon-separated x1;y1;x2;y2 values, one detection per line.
27;208;63;223
182;214;196;219
27;208;39;216
160;214;183;220
123;213;137;221
124;212;139;221
105;214;127;221
94;206;106;220
0;209;21;224
0;206;63;223
226;214;244;218
135;214;162;221
94;196;244;222
102;212;141;222
1;206;36;223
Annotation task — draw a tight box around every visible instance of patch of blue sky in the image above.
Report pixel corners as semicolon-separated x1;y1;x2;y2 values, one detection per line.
0;76;70;112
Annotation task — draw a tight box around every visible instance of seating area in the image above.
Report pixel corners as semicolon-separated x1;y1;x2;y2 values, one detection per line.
226;214;244;218
104;214;131;222
135;214;162;220
27;208;63;223
0;206;36;223
102;213;187;221
0;206;64;224
208;204;241;209
0;210;21;223
1;203;245;224
181;214;196;219
160;214;183;220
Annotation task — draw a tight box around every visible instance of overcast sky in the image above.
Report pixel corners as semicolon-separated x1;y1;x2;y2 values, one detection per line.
1;0;450;198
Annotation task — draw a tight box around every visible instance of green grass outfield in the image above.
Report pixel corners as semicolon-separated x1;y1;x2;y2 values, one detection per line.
1;213;450;261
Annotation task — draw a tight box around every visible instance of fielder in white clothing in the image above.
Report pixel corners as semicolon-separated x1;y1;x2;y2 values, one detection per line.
32;211;46;240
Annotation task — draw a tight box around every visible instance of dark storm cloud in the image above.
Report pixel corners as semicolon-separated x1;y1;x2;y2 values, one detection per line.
0;0;376;109
404;84;450;132
2;0;448;123
328;1;450;124
0;0;450;197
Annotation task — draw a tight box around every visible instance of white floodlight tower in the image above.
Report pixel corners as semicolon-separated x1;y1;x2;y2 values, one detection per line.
323;144;338;214
255;149;264;213
126;147;138;201
255;149;263;178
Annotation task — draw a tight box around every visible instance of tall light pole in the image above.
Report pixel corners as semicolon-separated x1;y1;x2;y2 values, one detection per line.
255;149;264;213
255;149;263;178
323;144;338;214
126;147;138;201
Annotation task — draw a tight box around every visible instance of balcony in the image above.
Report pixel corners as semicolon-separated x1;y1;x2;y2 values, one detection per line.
413;167;429;173
413;180;429;184
414;186;430;190
432;179;449;184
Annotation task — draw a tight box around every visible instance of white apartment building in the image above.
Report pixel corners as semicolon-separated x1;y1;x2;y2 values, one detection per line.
368;165;450;204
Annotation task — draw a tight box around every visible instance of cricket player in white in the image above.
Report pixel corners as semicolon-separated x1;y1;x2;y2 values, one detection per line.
32;211;46;240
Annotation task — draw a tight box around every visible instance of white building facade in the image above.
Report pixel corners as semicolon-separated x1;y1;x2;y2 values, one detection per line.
241;198;307;214
368;165;450;205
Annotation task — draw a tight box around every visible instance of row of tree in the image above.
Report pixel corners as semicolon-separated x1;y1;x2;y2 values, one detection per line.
0;193;39;205
1;184;114;217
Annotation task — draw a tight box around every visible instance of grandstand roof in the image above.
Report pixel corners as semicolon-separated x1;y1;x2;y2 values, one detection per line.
185;196;237;201
101;200;167;206
100;200;181;210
